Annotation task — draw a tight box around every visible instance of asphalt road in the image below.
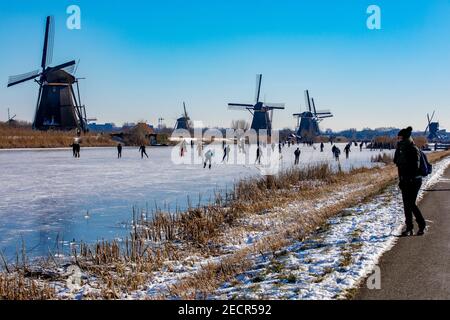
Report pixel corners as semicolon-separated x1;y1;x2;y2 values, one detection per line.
356;166;450;300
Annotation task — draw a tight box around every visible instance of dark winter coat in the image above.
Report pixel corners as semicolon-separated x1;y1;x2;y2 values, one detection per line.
394;138;420;178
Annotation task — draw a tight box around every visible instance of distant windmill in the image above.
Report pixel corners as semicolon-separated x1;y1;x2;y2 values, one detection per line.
174;102;192;130
7;108;17;125
228;74;285;137
6;16;88;132
293;90;333;140
424;111;443;141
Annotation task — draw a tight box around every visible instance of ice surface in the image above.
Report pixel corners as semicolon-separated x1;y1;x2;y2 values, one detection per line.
0;143;392;259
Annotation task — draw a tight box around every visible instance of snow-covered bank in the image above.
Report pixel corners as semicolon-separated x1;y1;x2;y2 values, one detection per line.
211;157;450;300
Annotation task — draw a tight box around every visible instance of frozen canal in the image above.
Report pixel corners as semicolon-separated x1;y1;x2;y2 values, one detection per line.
0;143;393;259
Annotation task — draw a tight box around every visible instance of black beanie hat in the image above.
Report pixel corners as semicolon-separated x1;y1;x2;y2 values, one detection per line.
398;126;413;138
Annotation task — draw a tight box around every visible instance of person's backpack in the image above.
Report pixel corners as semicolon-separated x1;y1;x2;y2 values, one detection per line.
419;150;432;177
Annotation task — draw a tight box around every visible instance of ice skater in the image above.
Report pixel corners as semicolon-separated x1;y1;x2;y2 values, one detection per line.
294;147;301;165
332;145;341;161
139;145;149;159
196;141;203;158
320;142;324;152
117;143;123;159
344;143;351;159
222;144;231;163
255;145;262;165
180;140;187;157
203;149;214;169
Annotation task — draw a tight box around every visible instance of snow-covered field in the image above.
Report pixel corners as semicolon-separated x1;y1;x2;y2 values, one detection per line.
212;157;450;300
0;143;391;259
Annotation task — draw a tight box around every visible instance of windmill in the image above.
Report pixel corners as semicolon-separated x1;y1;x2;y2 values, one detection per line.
7;108;17;125
424;111;443;141
228;74;285;137
174;102;191;130
293;90;333;141
6;16;88;132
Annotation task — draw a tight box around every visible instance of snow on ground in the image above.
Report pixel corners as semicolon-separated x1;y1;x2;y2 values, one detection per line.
0;143;390;259
211;157;450;300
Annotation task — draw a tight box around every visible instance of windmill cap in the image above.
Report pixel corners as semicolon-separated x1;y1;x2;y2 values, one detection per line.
398;126;413;138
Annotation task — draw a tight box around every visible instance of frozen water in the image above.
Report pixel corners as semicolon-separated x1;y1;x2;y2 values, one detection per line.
0;143;392;259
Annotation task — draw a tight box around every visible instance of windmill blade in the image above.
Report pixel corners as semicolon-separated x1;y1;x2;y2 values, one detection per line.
7;70;41;87
424;113;430;134
315;110;332;115
228;103;254;111
265;103;285;109
311;98;318;115
61;64;76;75
255;74;262;103
429;111;435;122
304;90;312;112
183;102;188;118
50;60;76;72
73;59;81;76
317;115;334;119
41;16;55;69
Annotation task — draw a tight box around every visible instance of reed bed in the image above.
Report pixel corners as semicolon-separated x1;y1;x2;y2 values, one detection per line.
0;123;115;149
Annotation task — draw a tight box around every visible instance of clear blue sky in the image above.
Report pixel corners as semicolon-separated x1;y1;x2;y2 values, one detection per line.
0;0;449;131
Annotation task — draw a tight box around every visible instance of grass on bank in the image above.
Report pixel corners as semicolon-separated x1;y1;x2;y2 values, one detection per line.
0;123;115;149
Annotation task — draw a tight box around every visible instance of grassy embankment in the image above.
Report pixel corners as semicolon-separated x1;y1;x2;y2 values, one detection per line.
0;150;449;300
0;123;116;149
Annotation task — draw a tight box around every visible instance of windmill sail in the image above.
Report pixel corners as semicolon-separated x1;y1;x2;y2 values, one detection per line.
228;74;285;136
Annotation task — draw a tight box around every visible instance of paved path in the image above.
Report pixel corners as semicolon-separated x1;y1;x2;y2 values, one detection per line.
356;166;450;300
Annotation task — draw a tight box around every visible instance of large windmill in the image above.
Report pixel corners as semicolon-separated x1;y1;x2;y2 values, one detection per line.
293;90;333;140
7;16;88;132
174;102;192;130
228;74;285;136
424;111;443;141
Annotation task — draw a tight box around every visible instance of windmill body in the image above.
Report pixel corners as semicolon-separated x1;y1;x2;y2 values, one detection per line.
293;90;333;141
228;74;285;137
7;16;87;132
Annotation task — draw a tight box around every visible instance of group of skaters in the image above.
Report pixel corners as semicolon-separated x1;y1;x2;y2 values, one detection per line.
71;137;378;168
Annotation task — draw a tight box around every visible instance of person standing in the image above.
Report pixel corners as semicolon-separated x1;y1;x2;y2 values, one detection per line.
117;143;123;159
320;142;324;152
196;141;203;158
333;146;341;161
394;126;426;236
294;147;301;165
222;144;231;163
139;145;149;159
204;149;214;169
180;140;187;157
255;145;262;165
344;143;351;159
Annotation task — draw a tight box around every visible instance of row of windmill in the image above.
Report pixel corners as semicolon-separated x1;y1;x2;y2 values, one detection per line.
6;16;332;141
175;74;333;140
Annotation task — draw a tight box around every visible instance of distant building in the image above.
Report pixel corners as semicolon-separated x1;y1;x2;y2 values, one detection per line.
87;123;118;133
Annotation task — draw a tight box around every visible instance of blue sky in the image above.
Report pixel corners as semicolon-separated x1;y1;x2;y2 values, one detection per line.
0;0;449;131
